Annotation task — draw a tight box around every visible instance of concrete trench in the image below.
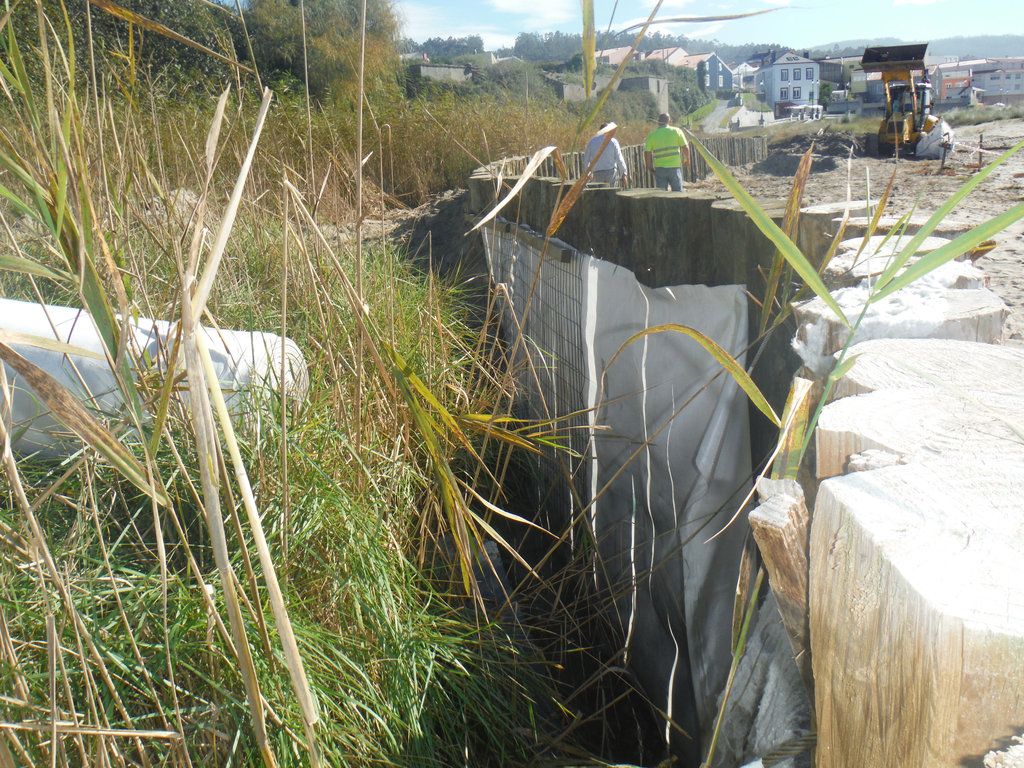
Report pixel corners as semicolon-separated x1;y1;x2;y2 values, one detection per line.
465;164;1023;767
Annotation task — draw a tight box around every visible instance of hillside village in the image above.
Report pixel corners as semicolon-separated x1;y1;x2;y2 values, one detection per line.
405;36;1024;129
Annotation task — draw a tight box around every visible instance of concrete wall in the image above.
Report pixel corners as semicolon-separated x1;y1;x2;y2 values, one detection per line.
410;64;471;82
619;76;670;113
547;77;588;102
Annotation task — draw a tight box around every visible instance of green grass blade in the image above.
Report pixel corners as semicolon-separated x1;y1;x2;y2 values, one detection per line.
5;21;40;133
608;323;780;426
873;136;1024;293
870;201;1024;302
0;180;38;218
581;0;595;101
0;253;68;282
687;132;849;326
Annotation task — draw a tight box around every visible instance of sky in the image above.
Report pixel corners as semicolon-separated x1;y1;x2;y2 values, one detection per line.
396;0;1024;53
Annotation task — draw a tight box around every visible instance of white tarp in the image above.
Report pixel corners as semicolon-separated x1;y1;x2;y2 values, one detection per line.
0;298;308;457
916;118;954;159
484;226;752;758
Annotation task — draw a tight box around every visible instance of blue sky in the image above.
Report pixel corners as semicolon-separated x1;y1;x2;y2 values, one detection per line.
396;0;1023;52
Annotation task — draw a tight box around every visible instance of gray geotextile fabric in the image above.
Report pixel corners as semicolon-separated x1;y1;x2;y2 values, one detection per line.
484;225;753;759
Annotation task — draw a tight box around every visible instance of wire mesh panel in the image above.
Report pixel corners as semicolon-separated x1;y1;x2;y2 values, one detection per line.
483;223;590;538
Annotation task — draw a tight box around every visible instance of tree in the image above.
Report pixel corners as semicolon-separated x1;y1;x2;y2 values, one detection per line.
668;68;711;115
9;0;237;86
243;0;398;100
420;36;484;60
818;82;834;107
512;31;582;62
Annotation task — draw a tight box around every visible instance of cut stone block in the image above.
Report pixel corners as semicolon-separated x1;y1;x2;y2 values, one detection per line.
834;214;972;241
793;287;1007;375
801;201;876;217
811;457;1024;768
749;478;813;690
832;338;1024;400
834;234;950;257
797;200;875;262
823;245;984;288
815;388;1024;478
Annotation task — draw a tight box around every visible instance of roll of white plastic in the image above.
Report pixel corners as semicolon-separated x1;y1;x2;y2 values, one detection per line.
0;298;309;457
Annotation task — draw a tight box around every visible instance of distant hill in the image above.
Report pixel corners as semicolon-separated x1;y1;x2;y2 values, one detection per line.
811;35;1024;59
809;38;901;58
927;35;1024;58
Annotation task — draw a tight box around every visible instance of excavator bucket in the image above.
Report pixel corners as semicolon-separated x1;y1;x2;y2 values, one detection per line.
861;43;928;73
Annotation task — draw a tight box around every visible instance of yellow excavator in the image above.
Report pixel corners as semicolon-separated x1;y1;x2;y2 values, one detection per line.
862;43;940;156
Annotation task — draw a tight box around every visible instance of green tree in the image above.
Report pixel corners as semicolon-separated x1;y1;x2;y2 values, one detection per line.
668;68;711;116
8;0;236;87
512;31;582;62
243;0;398;100
420;35;484;60
818;82;834;107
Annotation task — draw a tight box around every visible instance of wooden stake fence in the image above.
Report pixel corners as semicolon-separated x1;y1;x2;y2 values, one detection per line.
487;135;768;186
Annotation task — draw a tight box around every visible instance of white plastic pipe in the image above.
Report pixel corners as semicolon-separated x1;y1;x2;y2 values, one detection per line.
0;298;308;458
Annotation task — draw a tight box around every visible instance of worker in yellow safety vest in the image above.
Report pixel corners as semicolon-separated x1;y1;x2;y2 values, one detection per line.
644;112;690;192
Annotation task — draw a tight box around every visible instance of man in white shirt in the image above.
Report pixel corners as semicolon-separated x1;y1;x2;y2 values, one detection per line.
583;123;629;188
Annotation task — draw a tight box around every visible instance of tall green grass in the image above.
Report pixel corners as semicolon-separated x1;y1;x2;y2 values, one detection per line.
942;103;1024;126
0;10;562;766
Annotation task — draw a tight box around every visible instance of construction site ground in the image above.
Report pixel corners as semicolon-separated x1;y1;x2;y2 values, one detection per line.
397;117;1023;339
689;117;1024;340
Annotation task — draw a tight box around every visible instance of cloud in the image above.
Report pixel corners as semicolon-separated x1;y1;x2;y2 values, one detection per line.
761;0;791;6
396;1;516;48
488;0;576;28
477;30;519;49
686;21;728;37
395;1;435;34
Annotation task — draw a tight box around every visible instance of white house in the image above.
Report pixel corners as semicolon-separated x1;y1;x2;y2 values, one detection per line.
973;58;1024;103
733;62;758;89
596;46;640;67
757;51;820;116
644;47;691;67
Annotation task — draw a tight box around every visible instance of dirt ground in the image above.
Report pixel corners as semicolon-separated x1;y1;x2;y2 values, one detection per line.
690;117;1024;340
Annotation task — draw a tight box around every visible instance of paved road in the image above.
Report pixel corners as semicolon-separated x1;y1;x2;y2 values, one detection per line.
702;99;734;133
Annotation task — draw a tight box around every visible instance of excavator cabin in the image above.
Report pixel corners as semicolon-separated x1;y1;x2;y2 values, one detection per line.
862;43;936;156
